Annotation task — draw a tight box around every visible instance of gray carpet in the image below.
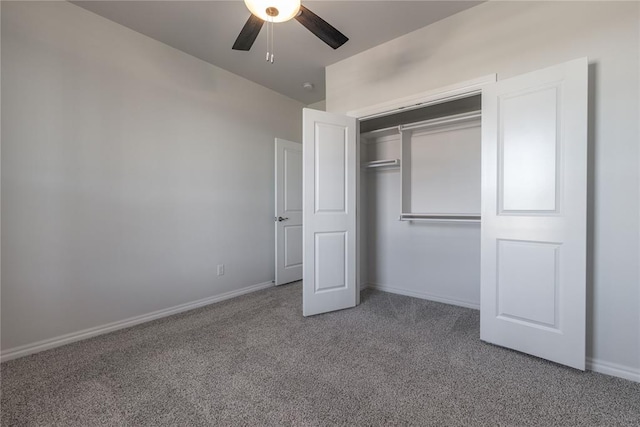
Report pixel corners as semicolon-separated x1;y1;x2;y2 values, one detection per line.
2;283;639;426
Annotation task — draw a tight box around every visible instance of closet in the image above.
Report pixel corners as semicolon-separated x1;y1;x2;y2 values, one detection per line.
359;96;482;309
303;58;588;370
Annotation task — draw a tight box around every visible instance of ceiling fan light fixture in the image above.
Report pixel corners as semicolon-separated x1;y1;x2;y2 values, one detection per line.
244;0;301;23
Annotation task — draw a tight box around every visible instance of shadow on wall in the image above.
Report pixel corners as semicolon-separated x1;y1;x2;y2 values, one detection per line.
361;3;567;89
361;24;457;84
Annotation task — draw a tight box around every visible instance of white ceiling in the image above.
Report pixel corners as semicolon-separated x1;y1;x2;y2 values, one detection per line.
72;1;482;104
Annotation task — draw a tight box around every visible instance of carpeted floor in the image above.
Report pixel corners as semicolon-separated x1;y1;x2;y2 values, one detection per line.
1;283;639;426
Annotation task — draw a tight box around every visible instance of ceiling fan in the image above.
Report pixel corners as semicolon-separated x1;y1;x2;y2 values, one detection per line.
232;0;349;52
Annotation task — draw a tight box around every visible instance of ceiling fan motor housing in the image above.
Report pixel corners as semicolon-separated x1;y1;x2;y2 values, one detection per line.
266;7;279;17
244;0;300;23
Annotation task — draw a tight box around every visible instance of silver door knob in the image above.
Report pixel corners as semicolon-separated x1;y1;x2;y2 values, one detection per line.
277;216;289;222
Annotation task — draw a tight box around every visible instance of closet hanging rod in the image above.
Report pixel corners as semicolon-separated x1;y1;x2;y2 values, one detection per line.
362;159;400;169
399;213;481;223
361;111;481;138
399;111;481;133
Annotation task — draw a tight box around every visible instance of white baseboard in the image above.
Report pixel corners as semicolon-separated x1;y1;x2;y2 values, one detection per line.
1;281;274;363
5;280;638;385
587;357;640;383
365;282;480;310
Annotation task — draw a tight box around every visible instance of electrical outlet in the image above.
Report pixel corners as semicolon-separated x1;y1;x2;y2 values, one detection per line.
217;264;224;276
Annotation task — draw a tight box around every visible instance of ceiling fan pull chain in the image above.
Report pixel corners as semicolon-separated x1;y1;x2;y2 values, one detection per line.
265;18;270;62
271;20;275;63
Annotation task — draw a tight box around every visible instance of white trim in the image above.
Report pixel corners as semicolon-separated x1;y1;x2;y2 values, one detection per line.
586;357;640;383
347;74;496;120
365;282;480;310
1;281;274;362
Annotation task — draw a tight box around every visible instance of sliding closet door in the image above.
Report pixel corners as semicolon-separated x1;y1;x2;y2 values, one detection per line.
302;108;358;316
481;58;588;369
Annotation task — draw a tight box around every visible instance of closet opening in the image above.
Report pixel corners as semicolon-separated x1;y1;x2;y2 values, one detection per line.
358;94;482;310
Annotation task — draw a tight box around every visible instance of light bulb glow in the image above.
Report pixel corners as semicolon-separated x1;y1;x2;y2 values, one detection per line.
244;0;301;23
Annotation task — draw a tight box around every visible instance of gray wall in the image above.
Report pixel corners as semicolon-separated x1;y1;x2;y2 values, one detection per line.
306;100;326;111
1;1;304;352
327;1;640;379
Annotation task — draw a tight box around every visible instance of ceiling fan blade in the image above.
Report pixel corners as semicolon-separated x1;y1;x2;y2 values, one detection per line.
232;14;264;51
294;5;348;50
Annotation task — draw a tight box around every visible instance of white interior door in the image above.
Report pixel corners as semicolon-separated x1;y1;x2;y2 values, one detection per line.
275;138;303;286
481;58;588;369
303;108;358;316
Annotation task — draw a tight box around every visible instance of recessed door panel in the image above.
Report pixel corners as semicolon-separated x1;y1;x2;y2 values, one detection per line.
284;225;303;268
500;86;559;212
497;240;559;328
314;232;347;292
284;148;303;213
315;123;347;213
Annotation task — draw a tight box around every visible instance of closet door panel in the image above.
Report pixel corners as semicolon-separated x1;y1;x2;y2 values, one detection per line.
481;58;588;370
303;108;358;316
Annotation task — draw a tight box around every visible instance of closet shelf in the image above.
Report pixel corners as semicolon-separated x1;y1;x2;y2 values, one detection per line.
399;213;481;223
362;159;400;169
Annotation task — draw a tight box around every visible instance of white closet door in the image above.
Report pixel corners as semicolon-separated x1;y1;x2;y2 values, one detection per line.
481;58;588;369
303;108;358;316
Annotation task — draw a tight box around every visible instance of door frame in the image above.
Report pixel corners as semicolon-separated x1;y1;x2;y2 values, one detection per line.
346;75;497;120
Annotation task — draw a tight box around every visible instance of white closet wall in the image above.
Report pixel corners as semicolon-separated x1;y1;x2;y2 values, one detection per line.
361;120;481;309
408;125;481;214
